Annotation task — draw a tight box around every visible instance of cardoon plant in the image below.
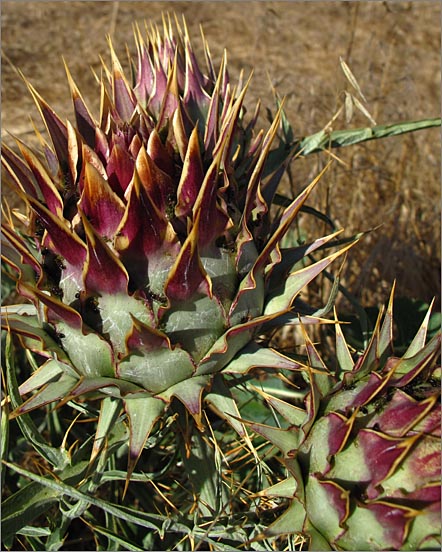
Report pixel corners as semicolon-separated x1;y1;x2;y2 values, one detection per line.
2;14;440;551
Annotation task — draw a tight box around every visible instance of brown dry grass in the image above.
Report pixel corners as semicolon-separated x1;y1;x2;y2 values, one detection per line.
2;1;441;311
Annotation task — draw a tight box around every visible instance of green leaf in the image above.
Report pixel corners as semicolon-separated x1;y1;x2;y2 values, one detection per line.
3;461;191;537
4;332;70;469
377;289;394;366
1;308;70;361
404;501;442;551
16;526;52;537
1;263;18;304
267;231;341;288
80;522;145;551
90;396;123;463
304;520;334;551
177;420;229;517
1;481;60;541
205;374;250;441
45;510;74;551
1;401;9;486
336;500;414;550
14;374;79;415
18;357;72;395
299;130;327;155
298;118;441;155
229;385;278;427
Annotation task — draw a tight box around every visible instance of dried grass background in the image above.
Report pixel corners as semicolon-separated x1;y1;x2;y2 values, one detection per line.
2;1;440;311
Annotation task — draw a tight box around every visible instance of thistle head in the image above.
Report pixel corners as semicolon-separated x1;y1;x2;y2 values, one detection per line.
1;15;352;490
250;286;441;550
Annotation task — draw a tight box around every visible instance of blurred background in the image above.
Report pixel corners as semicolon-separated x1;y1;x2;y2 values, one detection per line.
2;1;440;317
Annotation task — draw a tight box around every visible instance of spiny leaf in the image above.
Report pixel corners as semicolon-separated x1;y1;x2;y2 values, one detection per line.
11;374;79;418
90;396;123;464
4;332;70;468
18;358;70;396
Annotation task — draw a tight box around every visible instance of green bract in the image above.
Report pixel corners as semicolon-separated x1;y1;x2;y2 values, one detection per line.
251;288;441;550
1;16;350;482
